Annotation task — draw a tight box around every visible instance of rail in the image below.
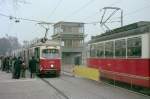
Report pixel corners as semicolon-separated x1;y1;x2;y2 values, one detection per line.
41;78;69;99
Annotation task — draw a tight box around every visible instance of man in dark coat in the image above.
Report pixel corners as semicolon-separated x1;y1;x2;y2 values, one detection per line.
29;56;38;78
4;57;9;72
14;57;22;79
12;57;17;78
2;57;7;71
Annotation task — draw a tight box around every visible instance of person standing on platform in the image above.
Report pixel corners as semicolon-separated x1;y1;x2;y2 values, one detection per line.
2;57;7;71
5;57;9;73
12;57;17;78
0;56;2;70
1;56;5;71
29;56;38;78
14;57;23;79
21;60;26;78
8;56;13;72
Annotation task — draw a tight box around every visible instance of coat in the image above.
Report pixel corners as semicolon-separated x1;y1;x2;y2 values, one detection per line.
14;59;22;78
29;59;38;73
14;59;22;73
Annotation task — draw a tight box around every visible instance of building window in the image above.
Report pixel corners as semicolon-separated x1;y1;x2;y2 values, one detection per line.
127;37;141;58
72;40;82;48
79;27;84;33
115;39;126;58
72;27;80;33
96;43;104;57
61;25;83;34
54;27;62;34
105;41;114;58
64;40;72;48
90;44;96;57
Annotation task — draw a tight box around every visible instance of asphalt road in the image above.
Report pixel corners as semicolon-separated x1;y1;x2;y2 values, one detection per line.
44;74;150;99
0;71;65;99
0;71;149;99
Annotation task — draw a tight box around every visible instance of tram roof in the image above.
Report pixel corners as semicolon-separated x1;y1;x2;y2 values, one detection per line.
32;40;60;47
89;21;150;43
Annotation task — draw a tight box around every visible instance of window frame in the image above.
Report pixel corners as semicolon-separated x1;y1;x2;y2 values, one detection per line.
105;41;114;58
127;37;142;58
115;39;126;58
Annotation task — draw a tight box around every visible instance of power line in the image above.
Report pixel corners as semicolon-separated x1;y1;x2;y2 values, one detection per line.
64;0;95;20
1;3;149;25
49;0;63;19
82;0;122;21
17;0;31;4
84;3;150;25
0;12;54;24
123;4;150;17
109;0;122;7
108;4;150;23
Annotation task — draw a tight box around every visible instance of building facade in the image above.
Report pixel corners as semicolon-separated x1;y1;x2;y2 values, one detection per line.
52;22;85;65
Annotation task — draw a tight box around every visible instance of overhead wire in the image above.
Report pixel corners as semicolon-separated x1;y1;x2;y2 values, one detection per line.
123;4;150;18
49;0;63;19
0;12;54;24
64;0;95;20
84;2;150;25
17;0;31;4
0;1;149;25
83;0;122;25
82;0;122;21
0;0;121;25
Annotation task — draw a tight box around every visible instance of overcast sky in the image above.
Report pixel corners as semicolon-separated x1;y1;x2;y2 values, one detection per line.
0;0;150;44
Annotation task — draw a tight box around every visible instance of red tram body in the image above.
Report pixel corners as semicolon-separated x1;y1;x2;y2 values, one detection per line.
40;58;61;74
87;21;150;88
32;41;61;75
13;40;61;76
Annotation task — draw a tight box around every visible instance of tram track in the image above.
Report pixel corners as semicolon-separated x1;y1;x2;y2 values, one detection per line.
60;74;150;97
62;71;150;96
40;78;69;99
39;74;149;99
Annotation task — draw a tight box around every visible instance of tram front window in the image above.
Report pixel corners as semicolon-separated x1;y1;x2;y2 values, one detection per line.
42;49;59;58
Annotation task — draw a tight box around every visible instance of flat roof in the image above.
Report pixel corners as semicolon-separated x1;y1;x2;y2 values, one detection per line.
54;21;84;26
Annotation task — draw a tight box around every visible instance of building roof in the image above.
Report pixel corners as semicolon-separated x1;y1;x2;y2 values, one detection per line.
54;21;84;26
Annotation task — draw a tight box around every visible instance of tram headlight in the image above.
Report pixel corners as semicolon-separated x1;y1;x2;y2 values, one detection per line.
50;64;54;68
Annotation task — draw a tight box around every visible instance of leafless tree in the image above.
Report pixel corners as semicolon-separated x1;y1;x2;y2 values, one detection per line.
0;35;21;55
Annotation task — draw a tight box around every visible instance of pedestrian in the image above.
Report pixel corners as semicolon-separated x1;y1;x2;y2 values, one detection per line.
29;56;38;78
21;61;26;78
0;56;2;70
12;57;17;78
8;56;13;72
2;57;7;71
6;57;11;73
14;57;22;79
1;56;4;71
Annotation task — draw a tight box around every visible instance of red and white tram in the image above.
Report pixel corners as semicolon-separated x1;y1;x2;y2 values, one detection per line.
30;40;61;76
87;21;150;88
12;40;62;76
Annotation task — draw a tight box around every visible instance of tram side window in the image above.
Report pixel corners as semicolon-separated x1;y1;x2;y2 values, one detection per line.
97;43;104;57
90;45;97;57
115;39;126;58
105;41;114;58
127;37;141;58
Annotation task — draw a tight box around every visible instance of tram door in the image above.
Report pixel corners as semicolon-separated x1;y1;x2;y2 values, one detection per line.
34;47;40;73
34;47;40;59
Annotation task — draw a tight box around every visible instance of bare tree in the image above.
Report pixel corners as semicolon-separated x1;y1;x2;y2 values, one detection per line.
0;36;21;55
